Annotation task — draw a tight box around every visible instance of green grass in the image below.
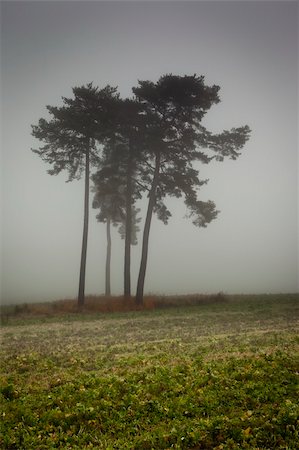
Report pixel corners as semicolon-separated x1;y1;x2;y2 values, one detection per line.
1;294;298;449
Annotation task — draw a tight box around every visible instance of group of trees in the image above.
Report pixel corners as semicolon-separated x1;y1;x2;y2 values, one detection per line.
31;74;250;306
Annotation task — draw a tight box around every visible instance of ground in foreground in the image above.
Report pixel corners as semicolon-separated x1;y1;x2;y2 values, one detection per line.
0;294;298;449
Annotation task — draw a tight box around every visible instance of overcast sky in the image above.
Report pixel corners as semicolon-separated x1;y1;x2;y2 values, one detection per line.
1;0;298;304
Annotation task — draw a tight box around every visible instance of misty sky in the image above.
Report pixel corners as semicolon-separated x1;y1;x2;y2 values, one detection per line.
1;0;298;304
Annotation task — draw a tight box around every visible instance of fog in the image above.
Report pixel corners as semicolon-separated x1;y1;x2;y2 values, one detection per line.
1;1;298;304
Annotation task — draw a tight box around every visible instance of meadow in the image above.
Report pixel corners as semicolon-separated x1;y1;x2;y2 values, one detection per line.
0;294;298;449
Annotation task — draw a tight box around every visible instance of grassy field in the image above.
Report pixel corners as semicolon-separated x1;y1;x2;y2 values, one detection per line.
0;294;298;449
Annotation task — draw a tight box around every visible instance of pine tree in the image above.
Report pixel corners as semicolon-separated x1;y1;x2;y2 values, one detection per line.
92;167;140;296
32;84;119;306
98;99;147;297
133;74;250;304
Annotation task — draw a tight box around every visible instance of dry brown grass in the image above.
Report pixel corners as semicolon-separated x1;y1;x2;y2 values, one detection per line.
1;292;227;321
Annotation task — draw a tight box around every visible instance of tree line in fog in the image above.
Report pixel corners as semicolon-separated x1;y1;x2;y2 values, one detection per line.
31;74;250;306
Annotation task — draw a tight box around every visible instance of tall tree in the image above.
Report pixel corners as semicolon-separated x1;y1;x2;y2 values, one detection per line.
92;166;140;297
31;83;119;307
133;74;250;304
100;99;147;297
92;168;125;296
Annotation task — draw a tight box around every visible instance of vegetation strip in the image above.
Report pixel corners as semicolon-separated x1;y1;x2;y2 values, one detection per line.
1;295;298;449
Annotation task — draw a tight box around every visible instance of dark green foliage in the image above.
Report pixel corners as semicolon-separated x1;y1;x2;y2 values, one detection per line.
133;74;221;121
31;83;119;181
2;355;298;449
133;74;250;225
0;383;18;401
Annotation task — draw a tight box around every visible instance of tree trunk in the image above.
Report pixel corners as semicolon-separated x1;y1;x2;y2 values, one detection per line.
78;145;90;307
124;158;133;298
136;152;160;305
105;218;112;296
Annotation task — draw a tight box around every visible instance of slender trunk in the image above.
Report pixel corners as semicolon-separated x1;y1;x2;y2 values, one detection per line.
105;218;111;296
124;158;133;298
136;152;161;305
78;144;90;307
